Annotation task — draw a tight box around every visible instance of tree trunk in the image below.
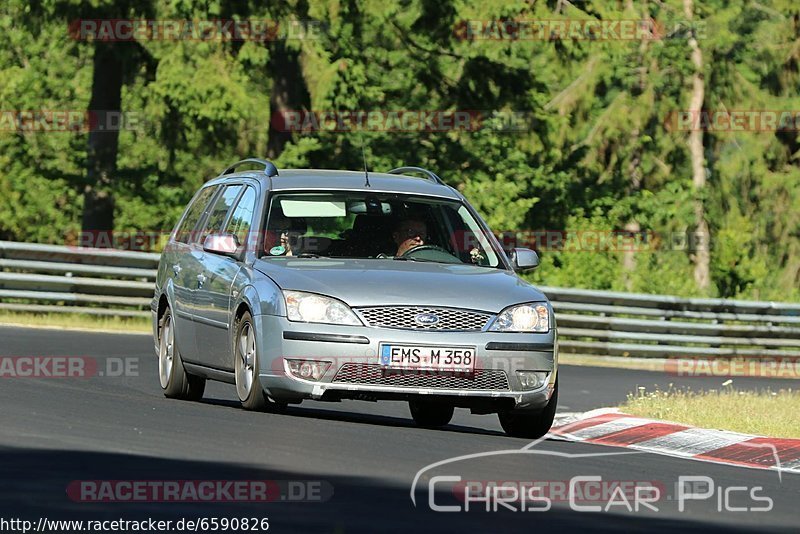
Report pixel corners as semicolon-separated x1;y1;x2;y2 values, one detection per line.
622;0;649;290
684;0;710;291
266;42;310;160
623;131;643;290
82;41;123;246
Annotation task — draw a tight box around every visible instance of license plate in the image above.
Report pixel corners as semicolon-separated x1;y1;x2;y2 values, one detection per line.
379;344;476;372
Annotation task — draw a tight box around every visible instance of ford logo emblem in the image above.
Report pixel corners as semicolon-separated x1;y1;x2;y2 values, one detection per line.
415;313;440;326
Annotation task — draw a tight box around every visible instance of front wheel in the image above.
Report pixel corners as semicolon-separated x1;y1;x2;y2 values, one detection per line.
234;311;269;411
409;400;454;428
498;379;558;439
158;307;205;401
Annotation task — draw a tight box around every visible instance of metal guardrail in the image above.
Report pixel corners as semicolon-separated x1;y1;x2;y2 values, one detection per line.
541;286;800;358
1;240;799;358
0;241;158;319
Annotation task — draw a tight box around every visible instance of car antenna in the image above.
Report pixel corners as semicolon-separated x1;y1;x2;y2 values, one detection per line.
359;135;371;187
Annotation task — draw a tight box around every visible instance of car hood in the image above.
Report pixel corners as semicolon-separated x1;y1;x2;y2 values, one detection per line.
253;258;546;312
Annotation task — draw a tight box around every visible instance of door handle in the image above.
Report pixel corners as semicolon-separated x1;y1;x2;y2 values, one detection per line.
172;263;182;275
197;273;207;287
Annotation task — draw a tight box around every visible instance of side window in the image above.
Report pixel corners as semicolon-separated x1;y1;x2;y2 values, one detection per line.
175;186;217;244
224;186;257;247
199;185;243;242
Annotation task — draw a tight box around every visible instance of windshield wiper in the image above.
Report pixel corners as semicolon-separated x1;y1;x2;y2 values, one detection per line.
394;256;468;265
296;253;325;258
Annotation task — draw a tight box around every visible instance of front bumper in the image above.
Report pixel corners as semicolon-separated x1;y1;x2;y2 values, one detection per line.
254;314;557;412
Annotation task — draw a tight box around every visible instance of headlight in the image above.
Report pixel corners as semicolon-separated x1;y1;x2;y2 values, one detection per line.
489;303;550;332
283;290;362;326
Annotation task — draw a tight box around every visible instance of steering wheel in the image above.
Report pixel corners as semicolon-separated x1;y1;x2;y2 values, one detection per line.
400;244;462;264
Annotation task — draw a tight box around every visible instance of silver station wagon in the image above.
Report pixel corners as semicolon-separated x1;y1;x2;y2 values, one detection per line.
152;159;558;438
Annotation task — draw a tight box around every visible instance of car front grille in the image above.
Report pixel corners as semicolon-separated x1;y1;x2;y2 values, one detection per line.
355;306;493;331
332;364;510;390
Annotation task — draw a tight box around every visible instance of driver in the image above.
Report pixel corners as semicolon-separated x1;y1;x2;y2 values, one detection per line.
392;219;428;256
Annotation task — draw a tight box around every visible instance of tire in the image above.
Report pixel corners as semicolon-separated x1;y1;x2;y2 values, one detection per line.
409;399;455;428
498;379;558;439
158;307;206;401
234;310;269;411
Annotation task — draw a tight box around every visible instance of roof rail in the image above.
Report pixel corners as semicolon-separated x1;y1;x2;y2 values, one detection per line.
387;166;445;185
221;158;279;177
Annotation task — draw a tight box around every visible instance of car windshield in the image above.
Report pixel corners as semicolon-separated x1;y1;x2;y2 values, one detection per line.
261;192;503;268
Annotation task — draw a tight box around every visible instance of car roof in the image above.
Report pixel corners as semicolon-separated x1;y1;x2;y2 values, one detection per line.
208;169;462;200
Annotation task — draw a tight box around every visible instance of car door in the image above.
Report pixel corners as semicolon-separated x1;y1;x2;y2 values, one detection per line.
169;185;218;362
193;184;249;369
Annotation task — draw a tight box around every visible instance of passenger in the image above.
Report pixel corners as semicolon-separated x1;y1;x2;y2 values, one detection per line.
266;214;295;256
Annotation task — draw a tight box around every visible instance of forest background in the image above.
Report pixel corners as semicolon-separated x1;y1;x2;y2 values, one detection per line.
1;0;799;300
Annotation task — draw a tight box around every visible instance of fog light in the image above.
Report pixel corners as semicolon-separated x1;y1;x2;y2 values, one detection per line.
285;359;331;381
299;362;313;378
516;371;549;390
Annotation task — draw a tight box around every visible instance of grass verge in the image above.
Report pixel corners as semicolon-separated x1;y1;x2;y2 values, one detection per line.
0;310;150;334
621;386;800;439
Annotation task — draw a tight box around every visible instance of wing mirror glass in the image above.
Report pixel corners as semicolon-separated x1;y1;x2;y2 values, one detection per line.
203;233;240;257
510;247;539;272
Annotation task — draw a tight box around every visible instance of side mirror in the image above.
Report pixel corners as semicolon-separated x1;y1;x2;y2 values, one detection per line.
510;248;539;272
203;233;240;257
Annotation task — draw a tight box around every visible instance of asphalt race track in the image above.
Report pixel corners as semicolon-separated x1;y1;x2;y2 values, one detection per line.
0;326;797;532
